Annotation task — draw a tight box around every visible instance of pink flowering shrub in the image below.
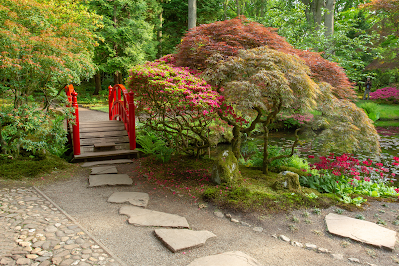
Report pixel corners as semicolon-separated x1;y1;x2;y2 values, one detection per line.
370;87;399;103
311;153;398;184
127;59;221;157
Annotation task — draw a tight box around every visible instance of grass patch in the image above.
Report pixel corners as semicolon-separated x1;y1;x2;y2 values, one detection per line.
138;155;340;214
356;100;399;120
375;120;399;127
0;154;69;179
82;104;108;113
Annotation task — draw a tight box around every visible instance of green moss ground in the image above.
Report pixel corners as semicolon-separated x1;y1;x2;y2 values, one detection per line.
139;155;340;214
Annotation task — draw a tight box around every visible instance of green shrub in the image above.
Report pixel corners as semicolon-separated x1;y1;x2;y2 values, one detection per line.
0;103;67;158
359;102;380;122
136;129;174;163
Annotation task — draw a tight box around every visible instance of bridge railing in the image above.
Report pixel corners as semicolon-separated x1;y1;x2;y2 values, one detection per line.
108;84;136;150
65;84;81;155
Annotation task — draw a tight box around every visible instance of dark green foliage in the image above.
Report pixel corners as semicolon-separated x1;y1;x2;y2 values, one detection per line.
300;172;339;194
136;129;174;163
0;154;68;179
161;0;223;55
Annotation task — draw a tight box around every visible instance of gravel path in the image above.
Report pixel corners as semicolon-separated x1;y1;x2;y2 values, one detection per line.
36;163;352;266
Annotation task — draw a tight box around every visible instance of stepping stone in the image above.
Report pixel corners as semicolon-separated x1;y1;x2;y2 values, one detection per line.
325;213;397;250
187;251;262;266
91;166;118;175
108;192;149;207
88;174;133;187
82;159;132;167
154;229;216;253
120;206;189;228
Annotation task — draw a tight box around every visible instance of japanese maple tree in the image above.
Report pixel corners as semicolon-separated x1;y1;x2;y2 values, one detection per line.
175;16;355;100
203;46;379;174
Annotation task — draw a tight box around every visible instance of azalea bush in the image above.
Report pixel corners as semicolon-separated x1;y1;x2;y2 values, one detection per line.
370;87;399;103
127;58;221;157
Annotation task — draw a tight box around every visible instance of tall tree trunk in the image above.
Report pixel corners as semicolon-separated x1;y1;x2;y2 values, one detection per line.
325;0;336;37
259;0;266;18
188;0;197;30
301;0;313;25
223;0;228;20
313;0;324;31
93;72;102;95
157;9;163;58
236;0;240;16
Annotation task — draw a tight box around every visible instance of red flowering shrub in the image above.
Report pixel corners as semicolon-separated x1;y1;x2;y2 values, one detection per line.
370;87;399;103
127;58;220;157
175;17;355;100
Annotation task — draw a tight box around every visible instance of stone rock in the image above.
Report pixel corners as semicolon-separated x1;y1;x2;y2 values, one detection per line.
187;251;262;266
279;235;290;242
317;248;329;253
154;229;216;252
107;192;149;208
253;227;263;233
291;241;303;248
88;174;133;187
231;219;239;223
211;149;241;185
16;258;31;265
213;211;224;218
90;166;118;175
272;171;301;191
331;254;344;260
119;206;189;228
348;258;360;263
305;243;317;250
81;159;132;167
325;213;397;250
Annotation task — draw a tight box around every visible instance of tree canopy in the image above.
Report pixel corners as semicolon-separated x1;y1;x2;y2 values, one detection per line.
0;0;100;107
175;17;355;100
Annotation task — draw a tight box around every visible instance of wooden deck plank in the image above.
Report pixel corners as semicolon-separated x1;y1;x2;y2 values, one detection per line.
79;125;126;133
80;131;128;139
81;143;130;153
74;149;138;160
80;136;129;146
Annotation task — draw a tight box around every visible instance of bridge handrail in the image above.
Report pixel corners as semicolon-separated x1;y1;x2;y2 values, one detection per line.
64;84;81;155
108;84;136;150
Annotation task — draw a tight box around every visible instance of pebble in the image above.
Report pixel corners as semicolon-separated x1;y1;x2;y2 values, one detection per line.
279;235;290;242
0;187;120;266
305;243;317;250
252;227;263;232
213;211;224;218
331;253;344;260
348;257;360;263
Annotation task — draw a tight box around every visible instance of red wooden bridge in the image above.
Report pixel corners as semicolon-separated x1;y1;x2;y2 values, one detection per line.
65;84;138;161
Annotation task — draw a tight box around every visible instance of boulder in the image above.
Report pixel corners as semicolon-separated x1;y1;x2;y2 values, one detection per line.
272;171;301;191
211;149;241;185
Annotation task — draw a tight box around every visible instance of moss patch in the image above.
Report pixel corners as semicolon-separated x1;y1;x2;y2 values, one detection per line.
138;155;340;214
0;154;69;179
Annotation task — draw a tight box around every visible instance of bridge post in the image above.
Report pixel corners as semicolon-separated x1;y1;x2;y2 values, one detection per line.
108;85;113;120
71;92;81;155
128;91;136;150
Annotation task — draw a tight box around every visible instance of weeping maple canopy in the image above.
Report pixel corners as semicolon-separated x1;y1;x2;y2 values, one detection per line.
175;17;355;100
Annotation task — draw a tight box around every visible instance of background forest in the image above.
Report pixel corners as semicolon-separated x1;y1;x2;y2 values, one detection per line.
88;0;399;93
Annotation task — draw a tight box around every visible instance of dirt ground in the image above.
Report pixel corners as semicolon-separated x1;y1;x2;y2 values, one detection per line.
29;161;399;266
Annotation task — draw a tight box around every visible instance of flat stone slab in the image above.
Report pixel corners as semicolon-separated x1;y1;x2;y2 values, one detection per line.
187;251;262;266
325;213;397;250
82;159;132;167
154;229;216;253
91;166;118;175
88;174;133;187
120;206;189;228
108;192;149;207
